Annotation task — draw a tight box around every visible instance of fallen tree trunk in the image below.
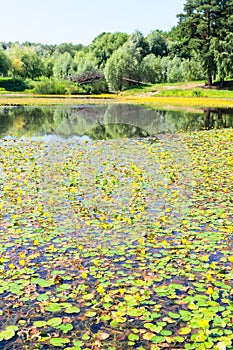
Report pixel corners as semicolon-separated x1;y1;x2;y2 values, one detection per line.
122;77;146;85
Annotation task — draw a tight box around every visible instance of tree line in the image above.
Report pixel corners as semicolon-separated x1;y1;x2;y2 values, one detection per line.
0;0;233;93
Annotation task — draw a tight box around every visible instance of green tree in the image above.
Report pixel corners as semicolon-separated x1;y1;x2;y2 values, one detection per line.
54;42;84;57
211;0;233;85
8;45;44;79
146;30;168;57
73;51;98;76
141;54;163;83
0;48;11;76
90;32;128;68
53;52;73;79
177;0;233;85
104;44;141;91
43;56;55;78
21;48;44;79
129;30;149;58
8;45;25;78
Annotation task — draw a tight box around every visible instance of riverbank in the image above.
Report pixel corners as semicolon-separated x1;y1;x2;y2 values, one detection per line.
1;93;233;110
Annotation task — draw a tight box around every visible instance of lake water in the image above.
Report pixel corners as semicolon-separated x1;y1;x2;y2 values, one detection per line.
0;104;232;349
0;104;233;140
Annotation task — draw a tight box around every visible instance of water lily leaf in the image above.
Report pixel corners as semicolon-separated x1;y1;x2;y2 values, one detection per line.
37;293;49;301
128;333;139;341
178;327;192;335
110;320;119;328
47;317;62;327
174;336;185;343
85;311;97;317
74;340;84;347
45;303;61;312
168;312;180;319
127;309;144;317
65;306;81;314
33;321;47;328
0;328;15;340
151;335;165;344
59;323;73;333
50;337;70;347
144;323;161;333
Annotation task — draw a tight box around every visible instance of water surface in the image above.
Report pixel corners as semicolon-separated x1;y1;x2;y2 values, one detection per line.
0;104;232;140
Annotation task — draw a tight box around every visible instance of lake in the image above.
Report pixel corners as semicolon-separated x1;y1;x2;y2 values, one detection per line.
0;104;233;140
0;104;232;349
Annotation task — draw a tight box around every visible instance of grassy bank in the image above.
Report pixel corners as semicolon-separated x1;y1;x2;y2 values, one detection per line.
1;80;233;109
1;94;233;110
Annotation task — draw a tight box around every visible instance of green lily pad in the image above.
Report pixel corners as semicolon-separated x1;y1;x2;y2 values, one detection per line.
50;337;70;347
47;317;62;327
128;333;139;341
59;323;73;333
33;321;47;328
0;328;15;340
85;311;97;317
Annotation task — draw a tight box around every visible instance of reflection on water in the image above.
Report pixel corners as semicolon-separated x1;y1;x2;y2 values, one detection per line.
0;104;233;140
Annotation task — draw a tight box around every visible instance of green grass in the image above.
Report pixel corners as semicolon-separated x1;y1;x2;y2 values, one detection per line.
121;80;233;98
1;77;233;99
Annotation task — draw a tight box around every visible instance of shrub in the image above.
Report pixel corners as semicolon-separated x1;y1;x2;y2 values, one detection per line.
0;77;30;91
33;77;85;95
192;89;202;97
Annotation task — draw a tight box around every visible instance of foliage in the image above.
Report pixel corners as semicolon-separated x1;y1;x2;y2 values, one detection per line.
146;30;168;56
54;42;84;57
177;0;233;85
20;47;44;79
104;44;142;91
0;77;30;91
42;56;55;78
141;54;163;83
53;52;73;79
0;48;11;76
73;51;99;77
90;32;128;68
8;45;44;79
0;111;232;348
1;11;233;92
32;77;85;95
129;30;149;58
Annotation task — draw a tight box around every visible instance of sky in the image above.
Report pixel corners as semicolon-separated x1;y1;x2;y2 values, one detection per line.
0;0;185;45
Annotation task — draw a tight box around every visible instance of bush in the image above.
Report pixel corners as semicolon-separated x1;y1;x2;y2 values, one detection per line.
192;89;202;97
33;77;85;95
84;79;109;94
0;77;30;91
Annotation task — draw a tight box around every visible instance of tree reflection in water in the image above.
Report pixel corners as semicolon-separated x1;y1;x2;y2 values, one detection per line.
0;104;232;139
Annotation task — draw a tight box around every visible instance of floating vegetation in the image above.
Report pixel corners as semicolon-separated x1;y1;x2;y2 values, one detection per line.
1;94;233;110
0;126;232;349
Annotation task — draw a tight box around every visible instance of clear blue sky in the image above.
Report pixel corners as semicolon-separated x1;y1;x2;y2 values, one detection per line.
0;0;185;45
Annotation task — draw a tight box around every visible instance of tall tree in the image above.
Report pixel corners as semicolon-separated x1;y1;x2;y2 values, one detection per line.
0;48;11;76
104;44;142;91
90;32;128;68
177;0;225;85
211;0;233;85
53;52;73;79
129;30;149;58
146;30;168;57
20;48;44;79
